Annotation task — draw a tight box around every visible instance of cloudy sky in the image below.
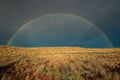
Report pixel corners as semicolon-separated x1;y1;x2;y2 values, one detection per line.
0;0;120;47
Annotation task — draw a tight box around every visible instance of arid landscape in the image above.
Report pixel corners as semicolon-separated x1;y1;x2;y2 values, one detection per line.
0;46;120;80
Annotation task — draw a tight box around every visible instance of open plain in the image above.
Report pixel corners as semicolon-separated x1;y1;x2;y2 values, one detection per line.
0;46;120;80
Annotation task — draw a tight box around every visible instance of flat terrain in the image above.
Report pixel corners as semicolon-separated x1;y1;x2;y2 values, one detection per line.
0;46;120;80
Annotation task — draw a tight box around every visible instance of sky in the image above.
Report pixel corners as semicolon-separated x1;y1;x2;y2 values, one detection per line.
0;0;120;47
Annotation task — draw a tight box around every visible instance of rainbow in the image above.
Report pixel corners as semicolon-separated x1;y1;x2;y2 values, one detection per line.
7;13;113;47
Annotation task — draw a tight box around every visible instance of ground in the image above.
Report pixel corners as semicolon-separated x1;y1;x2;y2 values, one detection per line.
0;46;120;80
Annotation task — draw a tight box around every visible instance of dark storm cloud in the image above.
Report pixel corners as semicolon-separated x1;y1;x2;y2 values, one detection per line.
0;0;120;47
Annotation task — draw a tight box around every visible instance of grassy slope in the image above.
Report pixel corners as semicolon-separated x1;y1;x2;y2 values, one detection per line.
0;46;120;80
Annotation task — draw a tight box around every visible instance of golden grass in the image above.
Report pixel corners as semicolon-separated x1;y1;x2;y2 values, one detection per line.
0;46;120;80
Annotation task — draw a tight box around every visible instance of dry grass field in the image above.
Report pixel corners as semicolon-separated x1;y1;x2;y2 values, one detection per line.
0;46;120;80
